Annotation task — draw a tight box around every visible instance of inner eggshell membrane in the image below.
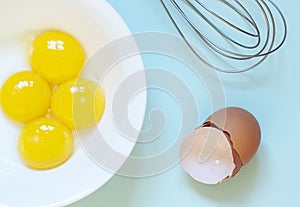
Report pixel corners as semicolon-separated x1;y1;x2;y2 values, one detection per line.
179;127;236;184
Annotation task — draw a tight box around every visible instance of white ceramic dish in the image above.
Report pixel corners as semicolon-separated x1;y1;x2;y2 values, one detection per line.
0;0;146;206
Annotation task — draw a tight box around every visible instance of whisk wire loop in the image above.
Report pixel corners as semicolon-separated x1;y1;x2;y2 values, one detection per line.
161;0;287;73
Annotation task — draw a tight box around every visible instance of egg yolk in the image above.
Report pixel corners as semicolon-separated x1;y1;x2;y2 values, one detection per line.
18;118;73;170
51;78;105;130
0;71;51;123
30;30;85;85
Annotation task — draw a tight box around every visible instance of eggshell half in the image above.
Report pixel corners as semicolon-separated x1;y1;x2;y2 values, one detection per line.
206;107;261;165
179;127;236;184
179;107;261;184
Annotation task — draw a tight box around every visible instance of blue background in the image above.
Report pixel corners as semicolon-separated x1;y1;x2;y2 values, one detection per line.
68;0;299;206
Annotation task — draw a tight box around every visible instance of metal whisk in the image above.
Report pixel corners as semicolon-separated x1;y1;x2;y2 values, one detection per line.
161;0;287;73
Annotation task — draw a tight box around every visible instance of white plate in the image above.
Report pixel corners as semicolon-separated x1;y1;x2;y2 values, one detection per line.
0;0;146;206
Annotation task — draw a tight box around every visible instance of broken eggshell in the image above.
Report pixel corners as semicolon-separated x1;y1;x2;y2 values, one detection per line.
179;107;261;184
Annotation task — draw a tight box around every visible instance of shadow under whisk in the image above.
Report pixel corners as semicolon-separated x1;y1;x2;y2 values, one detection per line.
161;0;287;73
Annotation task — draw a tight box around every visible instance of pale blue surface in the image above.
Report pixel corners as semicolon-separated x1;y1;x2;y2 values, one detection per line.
68;0;299;206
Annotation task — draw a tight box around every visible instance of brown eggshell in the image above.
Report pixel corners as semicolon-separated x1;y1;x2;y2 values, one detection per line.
205;107;261;165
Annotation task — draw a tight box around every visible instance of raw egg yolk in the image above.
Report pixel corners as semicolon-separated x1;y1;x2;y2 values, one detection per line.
30;30;85;85
0;71;51;123
51;78;105;130
18;118;73;170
